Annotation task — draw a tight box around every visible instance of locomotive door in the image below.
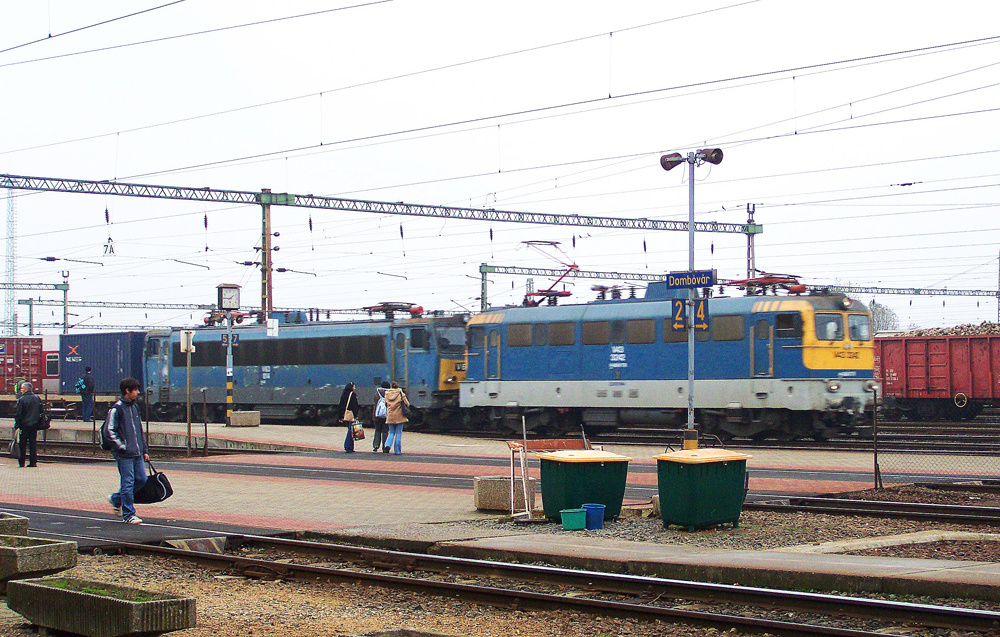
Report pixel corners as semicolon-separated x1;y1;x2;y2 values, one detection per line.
391;326;434;400
486;329;500;379
752;318;773;377
144;337;170;403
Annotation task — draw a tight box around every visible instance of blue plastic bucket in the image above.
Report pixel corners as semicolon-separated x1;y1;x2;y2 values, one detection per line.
582;503;605;530
560;508;586;530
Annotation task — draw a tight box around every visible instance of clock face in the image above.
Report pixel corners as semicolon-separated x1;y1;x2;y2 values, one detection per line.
219;287;240;310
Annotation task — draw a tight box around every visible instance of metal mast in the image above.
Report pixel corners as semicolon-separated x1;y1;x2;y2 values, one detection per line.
4;190;15;335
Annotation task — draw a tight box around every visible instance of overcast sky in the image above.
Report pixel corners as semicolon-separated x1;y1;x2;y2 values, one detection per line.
2;0;999;333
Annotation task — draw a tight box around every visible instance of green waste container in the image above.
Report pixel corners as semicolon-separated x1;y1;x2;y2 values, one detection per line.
654;448;752;531
537;450;631;521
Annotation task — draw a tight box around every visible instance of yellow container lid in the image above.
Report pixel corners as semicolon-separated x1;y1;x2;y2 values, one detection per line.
653;448;753;464
536;449;632;462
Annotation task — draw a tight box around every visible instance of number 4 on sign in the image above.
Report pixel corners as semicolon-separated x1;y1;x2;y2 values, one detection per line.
693;299;709;331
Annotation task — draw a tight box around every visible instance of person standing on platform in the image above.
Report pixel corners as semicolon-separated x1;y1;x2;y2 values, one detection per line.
383;381;410;455
106;378;149;525
372;381;390;453
339;382;359;453
14;382;42;468
80;366;95;422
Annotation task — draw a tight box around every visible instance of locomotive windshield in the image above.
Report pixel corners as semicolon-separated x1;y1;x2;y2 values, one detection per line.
436;326;466;358
814;313;844;341
848;314;872;341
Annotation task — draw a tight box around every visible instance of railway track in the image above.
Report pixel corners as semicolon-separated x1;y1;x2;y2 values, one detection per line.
745;497;1000;525
591;424;1000;454
85;534;999;637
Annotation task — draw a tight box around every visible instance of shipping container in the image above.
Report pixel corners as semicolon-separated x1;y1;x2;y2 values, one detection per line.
874;335;999;420
0;337;44;395
59;332;147;397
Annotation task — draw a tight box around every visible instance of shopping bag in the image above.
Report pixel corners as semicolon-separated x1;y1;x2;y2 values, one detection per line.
351;423;366;440
7;429;19;458
134;462;174;504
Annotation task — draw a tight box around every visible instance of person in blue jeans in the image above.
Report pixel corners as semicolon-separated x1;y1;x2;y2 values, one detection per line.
106;377;149;524
80;366;95;421
383;381;409;455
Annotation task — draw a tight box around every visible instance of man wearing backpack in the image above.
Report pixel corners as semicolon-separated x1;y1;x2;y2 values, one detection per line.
80;366;95;422
105;378;149;525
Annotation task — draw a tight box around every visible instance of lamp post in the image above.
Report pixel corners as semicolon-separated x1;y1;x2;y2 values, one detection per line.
660;149;723;449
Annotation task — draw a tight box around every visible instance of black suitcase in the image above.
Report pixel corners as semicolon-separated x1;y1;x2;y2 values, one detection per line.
134;462;174;504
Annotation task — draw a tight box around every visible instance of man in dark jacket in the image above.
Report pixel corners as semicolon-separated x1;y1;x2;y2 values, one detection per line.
14;382;41;468
106;377;149;524
80;366;95;421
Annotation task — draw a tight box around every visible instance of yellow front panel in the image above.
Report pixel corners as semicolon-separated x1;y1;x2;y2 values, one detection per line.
438;358;467;391
801;308;874;370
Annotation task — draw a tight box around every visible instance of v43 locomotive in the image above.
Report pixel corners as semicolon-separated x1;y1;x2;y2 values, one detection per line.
460;282;877;440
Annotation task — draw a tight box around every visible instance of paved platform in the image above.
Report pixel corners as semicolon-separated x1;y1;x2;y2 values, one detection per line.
2;417;998;603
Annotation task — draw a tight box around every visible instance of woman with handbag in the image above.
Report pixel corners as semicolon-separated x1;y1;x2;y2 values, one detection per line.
383;381;410;455
338;382;360;453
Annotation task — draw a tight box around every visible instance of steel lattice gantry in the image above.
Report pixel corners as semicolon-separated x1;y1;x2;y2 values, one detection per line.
0;173;762;321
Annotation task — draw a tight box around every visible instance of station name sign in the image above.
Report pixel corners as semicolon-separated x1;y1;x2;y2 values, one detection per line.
665;269;716;289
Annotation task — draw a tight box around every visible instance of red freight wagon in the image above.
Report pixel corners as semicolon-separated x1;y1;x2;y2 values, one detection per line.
0;337;44;396
874;335;1000;421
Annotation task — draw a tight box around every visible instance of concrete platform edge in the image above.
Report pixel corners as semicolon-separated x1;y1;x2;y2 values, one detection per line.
428;539;1000;603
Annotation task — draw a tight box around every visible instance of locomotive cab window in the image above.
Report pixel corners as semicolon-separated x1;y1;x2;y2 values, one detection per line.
775;313;803;338
549;322;575;346
146;340;160;356
467;326;485;349
848;314;872;341
410;328;429;350
507;324;531;347
815;314;844;341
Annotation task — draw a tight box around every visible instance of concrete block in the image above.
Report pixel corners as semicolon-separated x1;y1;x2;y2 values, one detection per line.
7;576;196;637
651;494;660;518
0;513;29;536
0;536;77;593
474;476;536;513
227;411;260;427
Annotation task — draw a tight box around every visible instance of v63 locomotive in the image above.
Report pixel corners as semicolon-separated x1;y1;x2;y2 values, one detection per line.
141;311;468;425
460;282;877;440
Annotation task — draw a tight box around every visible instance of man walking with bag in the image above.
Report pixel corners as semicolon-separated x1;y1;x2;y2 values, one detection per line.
105;378;149;524
14;382;41;468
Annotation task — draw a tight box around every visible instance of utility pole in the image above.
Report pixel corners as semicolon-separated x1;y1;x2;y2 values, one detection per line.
746;203;756;280
61;271;69;334
5;190;15;336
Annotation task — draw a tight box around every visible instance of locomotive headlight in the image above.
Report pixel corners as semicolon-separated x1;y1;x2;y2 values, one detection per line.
864;380;880;393
446;376;458;384
826;381;842;393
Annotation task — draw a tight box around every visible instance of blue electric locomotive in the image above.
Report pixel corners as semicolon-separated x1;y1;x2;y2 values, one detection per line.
460;282;877;440
141;312;468;424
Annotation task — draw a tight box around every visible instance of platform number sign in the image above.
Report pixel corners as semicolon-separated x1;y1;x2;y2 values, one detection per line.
221;333;240;346
671;299;709;331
